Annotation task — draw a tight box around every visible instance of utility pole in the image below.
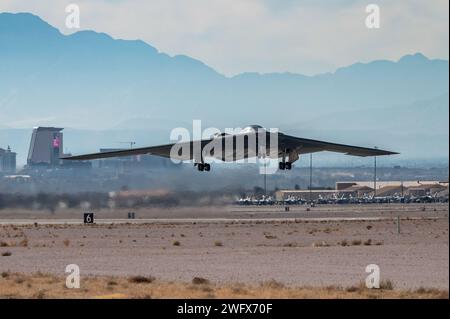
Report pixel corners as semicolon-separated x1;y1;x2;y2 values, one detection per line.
263;156;267;197
401;180;404;197
374;146;378;198
374;156;377;197
309;153;313;205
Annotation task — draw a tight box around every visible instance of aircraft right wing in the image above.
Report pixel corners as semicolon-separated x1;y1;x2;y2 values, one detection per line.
61;144;171;160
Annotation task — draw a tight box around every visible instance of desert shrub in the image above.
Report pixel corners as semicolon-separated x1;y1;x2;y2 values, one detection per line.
339;240;348;247
351;240;362;246
192;277;210;285
128;276;155;284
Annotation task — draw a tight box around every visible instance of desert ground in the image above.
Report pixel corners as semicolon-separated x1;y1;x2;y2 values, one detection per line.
0;272;447;299
0;203;448;298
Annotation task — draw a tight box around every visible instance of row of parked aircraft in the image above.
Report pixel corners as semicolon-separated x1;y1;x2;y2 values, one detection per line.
237;194;447;206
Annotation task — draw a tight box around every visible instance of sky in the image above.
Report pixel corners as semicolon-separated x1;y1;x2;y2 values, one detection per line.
0;0;448;76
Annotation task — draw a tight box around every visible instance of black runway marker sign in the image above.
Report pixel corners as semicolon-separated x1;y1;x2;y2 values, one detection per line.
83;212;94;224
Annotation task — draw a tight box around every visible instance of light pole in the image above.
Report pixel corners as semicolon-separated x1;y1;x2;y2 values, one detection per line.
401;180;404;197
309;153;313;205
264;155;267;197
374;146;378;198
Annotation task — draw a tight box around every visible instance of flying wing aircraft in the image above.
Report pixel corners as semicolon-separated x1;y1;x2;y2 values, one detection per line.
61;125;398;171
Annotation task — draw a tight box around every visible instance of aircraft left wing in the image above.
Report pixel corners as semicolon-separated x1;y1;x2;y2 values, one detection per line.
278;133;398;157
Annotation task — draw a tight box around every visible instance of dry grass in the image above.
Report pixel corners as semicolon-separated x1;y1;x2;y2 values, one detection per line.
380;279;394;290
260;279;285;289
0;272;447;299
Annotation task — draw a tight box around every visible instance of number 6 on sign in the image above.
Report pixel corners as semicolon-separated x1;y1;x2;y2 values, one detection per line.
84;212;94;224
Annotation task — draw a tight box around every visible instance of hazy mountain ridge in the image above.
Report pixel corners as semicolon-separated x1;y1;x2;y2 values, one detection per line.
0;12;449;164
293;93;449;133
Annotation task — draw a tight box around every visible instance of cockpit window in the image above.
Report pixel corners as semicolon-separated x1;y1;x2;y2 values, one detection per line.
240;125;265;134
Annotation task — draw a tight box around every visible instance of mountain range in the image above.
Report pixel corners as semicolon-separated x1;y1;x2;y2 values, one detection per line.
0;12;448;165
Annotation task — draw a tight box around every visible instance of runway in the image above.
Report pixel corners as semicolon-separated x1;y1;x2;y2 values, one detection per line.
1;203;447;221
0;216;444;226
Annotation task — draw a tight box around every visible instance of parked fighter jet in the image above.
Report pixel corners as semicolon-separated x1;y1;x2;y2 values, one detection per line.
62;125;397;171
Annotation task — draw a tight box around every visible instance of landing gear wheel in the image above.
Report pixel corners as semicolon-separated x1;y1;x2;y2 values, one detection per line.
197;163;204;171
285;162;292;170
204;163;211;172
279;162;286;170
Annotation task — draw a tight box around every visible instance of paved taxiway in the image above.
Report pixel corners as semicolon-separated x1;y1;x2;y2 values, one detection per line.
0;216;445;226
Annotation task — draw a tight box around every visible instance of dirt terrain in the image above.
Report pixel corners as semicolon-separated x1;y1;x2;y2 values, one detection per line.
0;204;448;298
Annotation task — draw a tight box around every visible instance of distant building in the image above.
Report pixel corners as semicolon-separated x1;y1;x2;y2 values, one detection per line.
27;127;64;167
336;181;448;197
0;146;16;173
336;180;448;196
276;180;449;200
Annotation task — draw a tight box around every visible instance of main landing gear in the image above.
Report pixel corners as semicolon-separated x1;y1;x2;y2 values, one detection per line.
279;161;292;170
279;149;294;170
195;163;211;172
